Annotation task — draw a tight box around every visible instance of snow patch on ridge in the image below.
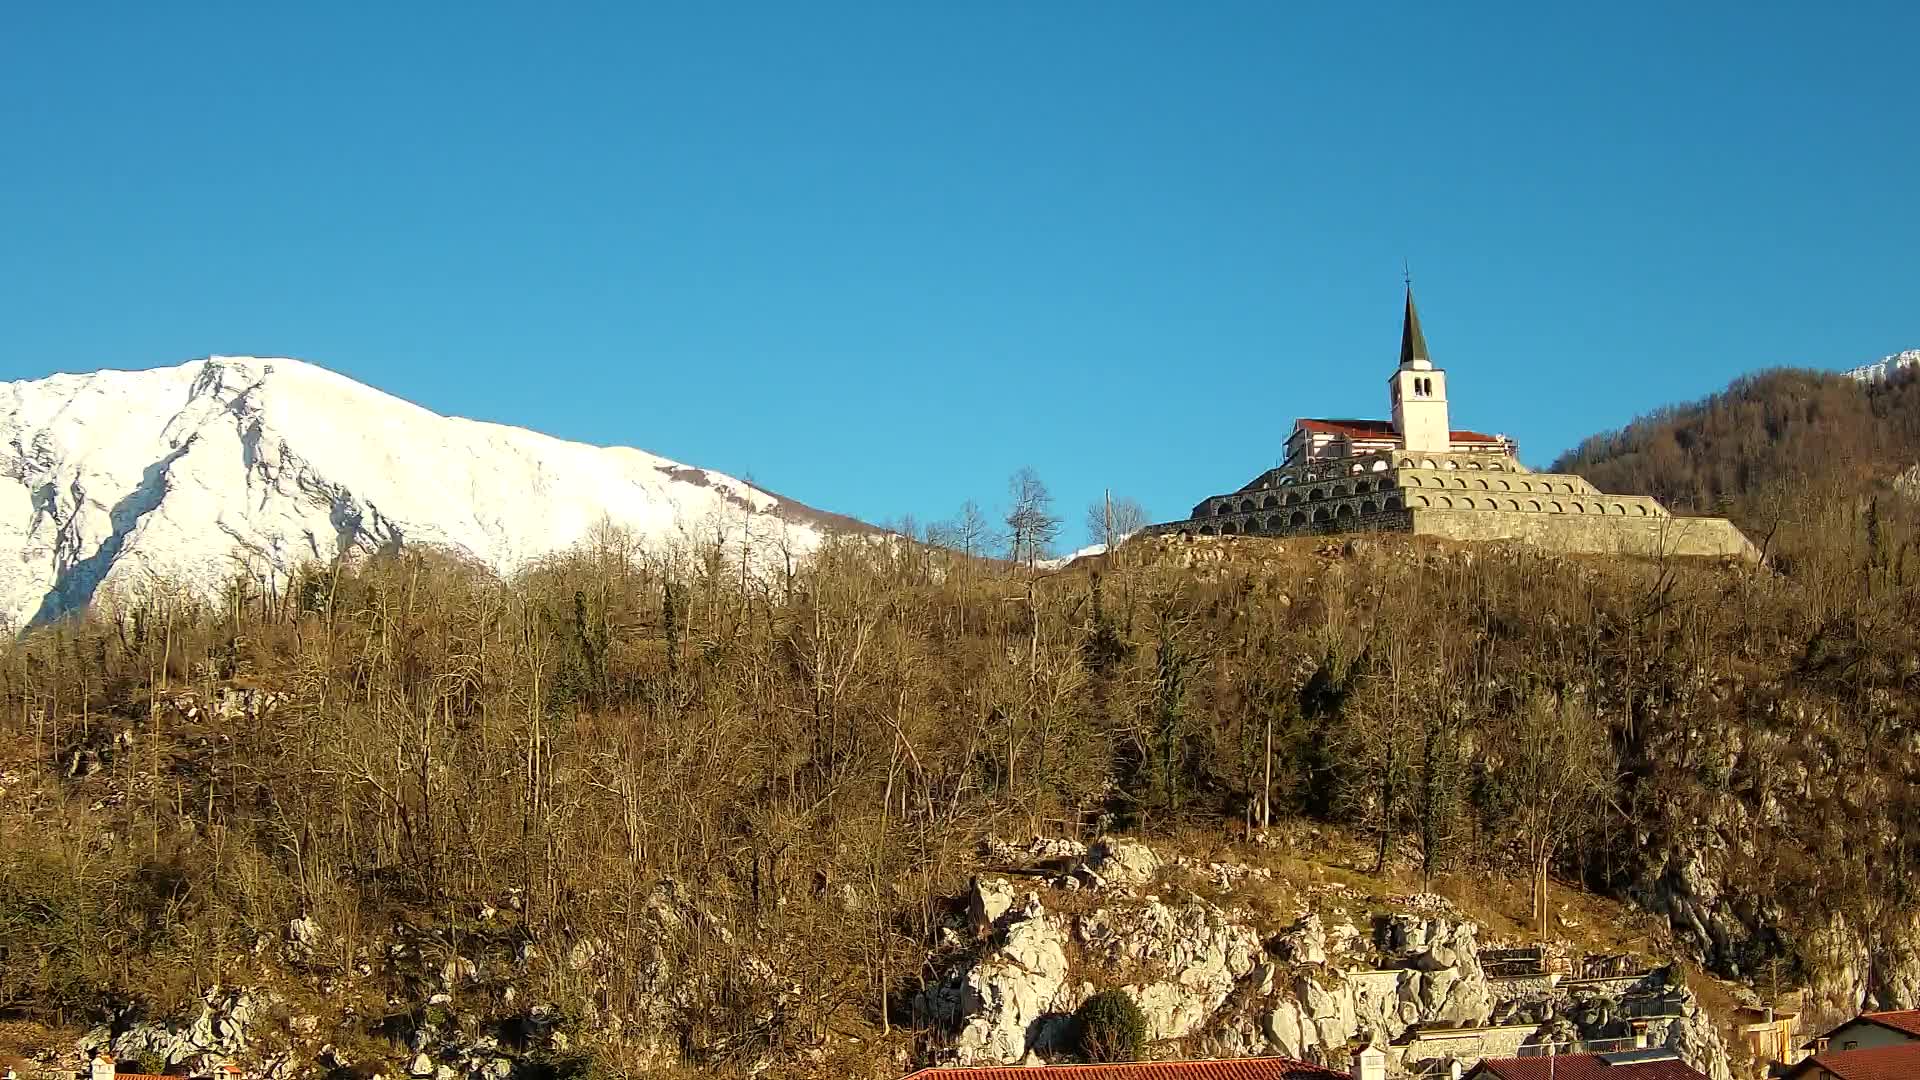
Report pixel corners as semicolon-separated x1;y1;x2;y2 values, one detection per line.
0;356;843;628
1844;348;1920;383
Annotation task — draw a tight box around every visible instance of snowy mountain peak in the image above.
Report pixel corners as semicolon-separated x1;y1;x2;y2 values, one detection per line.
0;356;846;628
1844;348;1920;383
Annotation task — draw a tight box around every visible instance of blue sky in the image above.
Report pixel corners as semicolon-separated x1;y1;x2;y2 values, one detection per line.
5;4;1917;546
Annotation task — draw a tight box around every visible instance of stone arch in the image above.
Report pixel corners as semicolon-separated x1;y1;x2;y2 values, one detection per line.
1473;478;1489;490
1361;500;1378;515
1309;487;1328;501
1240;499;1256;513
1262;495;1280;509
1548;501;1564;513
1312;507;1331;524
1435;496;1454;509
1350;462;1365;474
1571;502;1586;514
1466;460;1483;470
1408;495;1428;508
1419;458;1438;470
1527;500;1542;512
1503;499;1519;511
1443;459;1458;470
1633;503;1649;516
1487;461;1506;472
1404;474;1422;487
1335;502;1354;517
1289;511;1308;527
1222;521;1240;535
1198;525;1216;536
1450;477;1468;489
1278;474;1294;486
1609;503;1627;515
1558;482;1575;494
1458;496;1476;509
1371;458;1389;472
1285;491;1302;506
1385;495;1403;510
1215;501;1233;516
1495;479;1511;491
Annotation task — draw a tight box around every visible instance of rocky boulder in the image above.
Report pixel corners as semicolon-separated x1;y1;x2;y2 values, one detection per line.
920;895;1074;1065
81;988;284;1072
967;876;1017;938
1079;897;1261;1040
1063;837;1162;891
1274;913;1328;965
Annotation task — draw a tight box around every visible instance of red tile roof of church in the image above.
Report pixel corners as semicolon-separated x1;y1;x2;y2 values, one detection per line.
900;1058;1347;1080
1294;418;1502;444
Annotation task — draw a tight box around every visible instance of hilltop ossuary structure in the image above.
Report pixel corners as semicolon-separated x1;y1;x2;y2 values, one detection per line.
1149;289;1758;561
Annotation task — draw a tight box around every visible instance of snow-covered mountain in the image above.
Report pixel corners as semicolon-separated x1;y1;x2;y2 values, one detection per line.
1844;348;1920;382
0;356;853;628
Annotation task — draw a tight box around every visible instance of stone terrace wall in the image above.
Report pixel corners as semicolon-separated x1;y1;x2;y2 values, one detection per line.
1408;509;1759;561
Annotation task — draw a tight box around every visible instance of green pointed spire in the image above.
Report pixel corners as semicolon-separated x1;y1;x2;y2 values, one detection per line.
1399;286;1431;369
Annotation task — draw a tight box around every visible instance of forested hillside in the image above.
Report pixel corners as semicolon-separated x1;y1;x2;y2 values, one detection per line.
4;361;1920;1077
1;451;1918;1077
1552;366;1920;527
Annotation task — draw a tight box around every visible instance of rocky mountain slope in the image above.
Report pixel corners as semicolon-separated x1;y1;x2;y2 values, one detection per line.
2;819;1741;1080
1843;348;1920;383
0;356;849;629
921;836;1733;1079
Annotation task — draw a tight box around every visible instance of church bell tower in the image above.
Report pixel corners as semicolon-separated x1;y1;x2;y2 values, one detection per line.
1389;286;1451;453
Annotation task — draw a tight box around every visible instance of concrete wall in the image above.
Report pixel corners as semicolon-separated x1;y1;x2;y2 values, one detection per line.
1395;1025;1541;1077
1408;509;1759;561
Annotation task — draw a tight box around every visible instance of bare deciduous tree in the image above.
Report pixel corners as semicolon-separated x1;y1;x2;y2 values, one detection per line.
1084;493;1149;551
1005;467;1060;568
1505;690;1612;941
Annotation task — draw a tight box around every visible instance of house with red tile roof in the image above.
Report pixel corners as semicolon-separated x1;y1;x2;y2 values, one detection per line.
1804;1009;1920;1054
88;1054;174;1080
85;1054;238;1080
898;1054;1356;1080
1783;1040;1920;1080
1464;1049;1709;1080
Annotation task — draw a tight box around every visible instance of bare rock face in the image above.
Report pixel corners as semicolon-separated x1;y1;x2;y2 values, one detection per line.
1063;837;1162;891
921;894;1073;1065
1654;1003;1736;1080
1090;895;1267;1037
1080;897;1262;1041
1275;913;1328;966
1387;916;1493;1028
1294;971;1360;1054
80;988;284;1073
1261;997;1317;1060
967;876;1017;938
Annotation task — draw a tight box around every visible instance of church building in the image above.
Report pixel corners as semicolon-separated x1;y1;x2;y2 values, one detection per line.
1149;289;1757;561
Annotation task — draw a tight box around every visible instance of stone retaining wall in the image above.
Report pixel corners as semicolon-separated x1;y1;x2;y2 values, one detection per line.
1407;509;1759;561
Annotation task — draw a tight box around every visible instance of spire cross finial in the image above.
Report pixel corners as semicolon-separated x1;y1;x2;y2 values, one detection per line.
1403;258;1412;289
